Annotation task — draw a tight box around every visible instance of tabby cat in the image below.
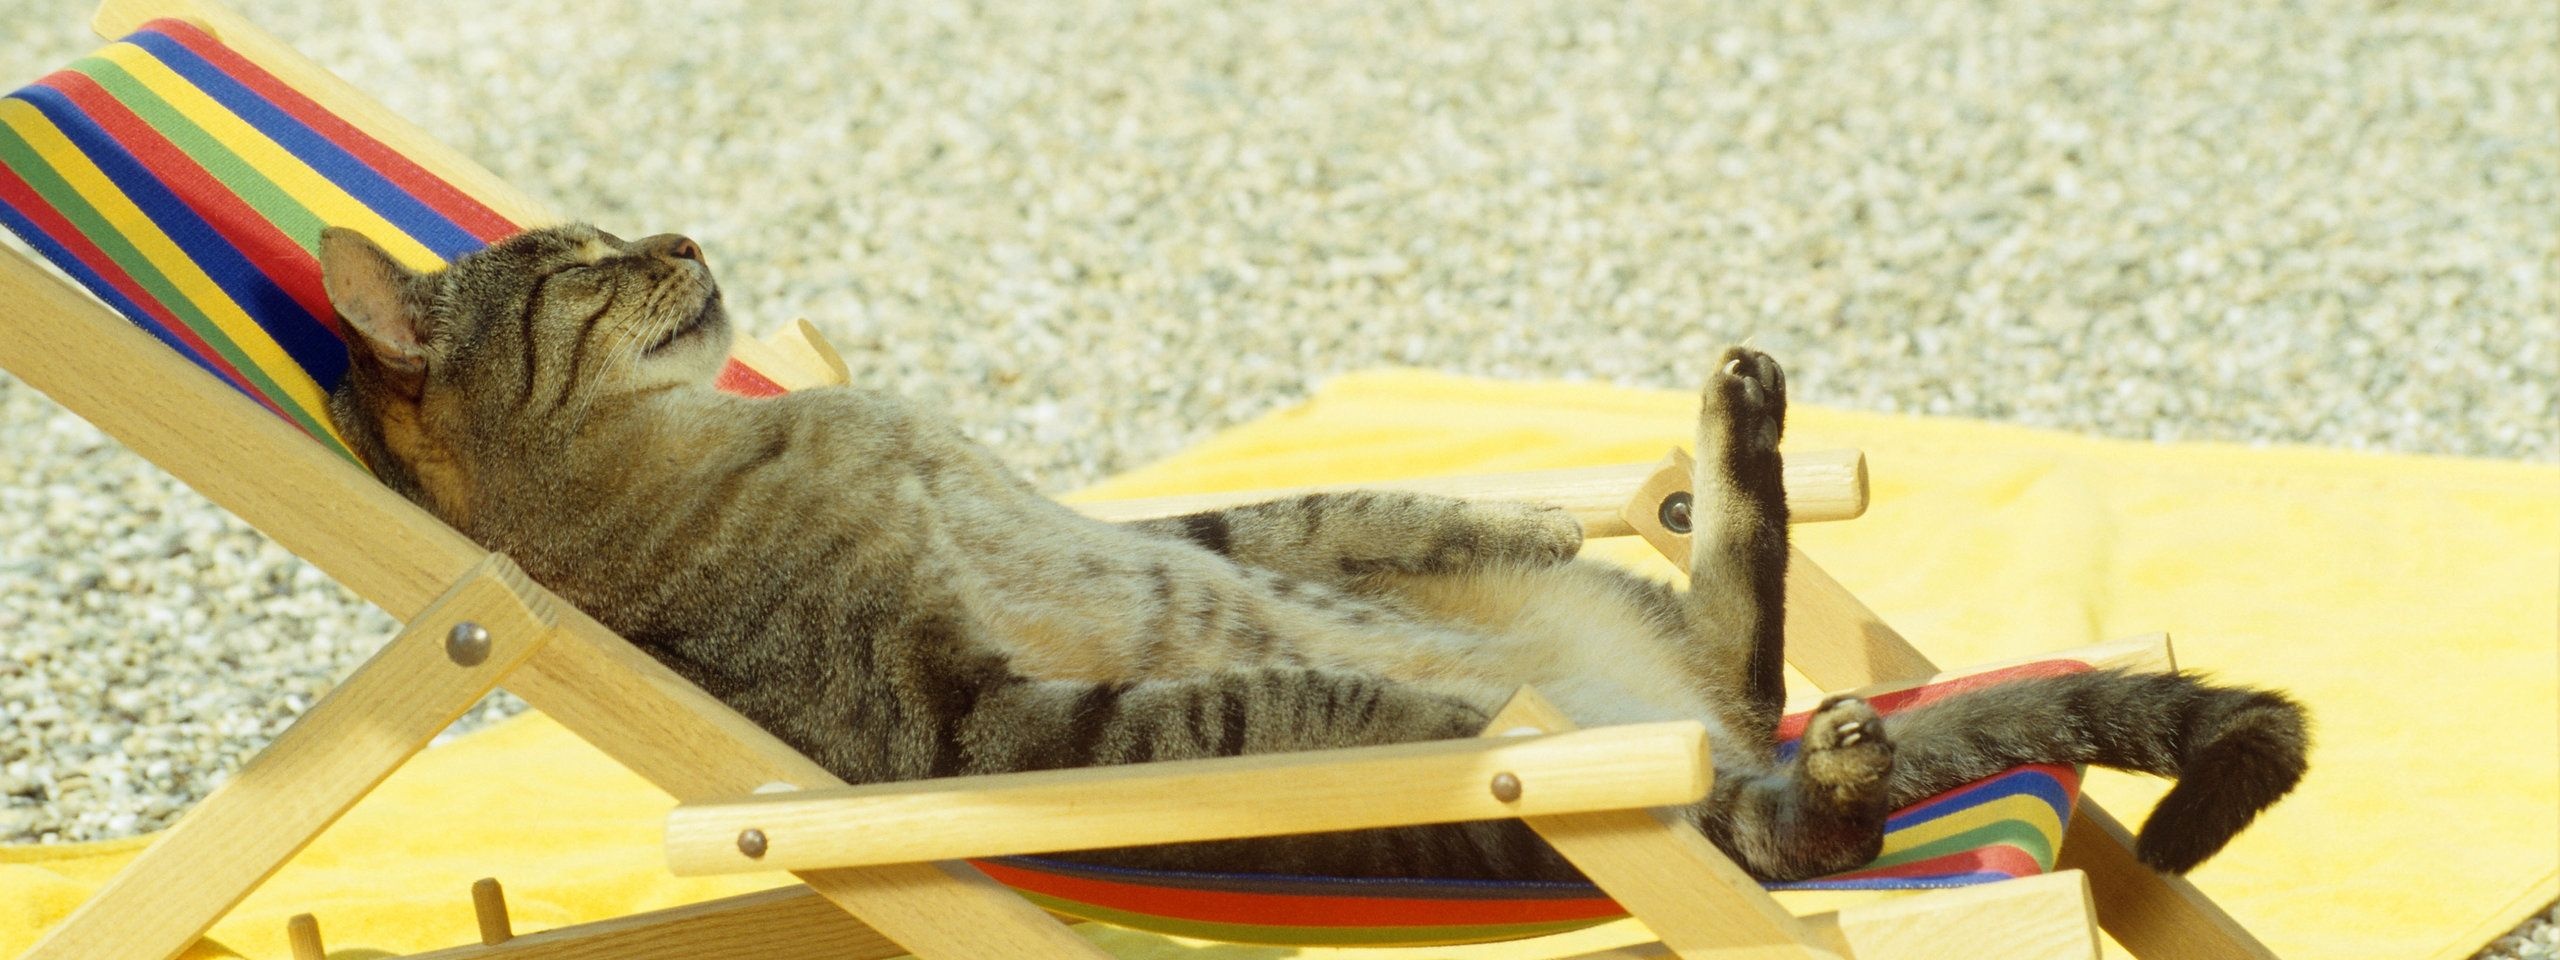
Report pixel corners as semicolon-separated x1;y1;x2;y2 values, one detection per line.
320;223;2308;882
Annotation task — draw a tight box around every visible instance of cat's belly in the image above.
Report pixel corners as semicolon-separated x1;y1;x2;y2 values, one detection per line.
1357;563;1740;739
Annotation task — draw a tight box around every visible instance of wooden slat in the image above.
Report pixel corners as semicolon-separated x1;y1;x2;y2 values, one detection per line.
399;885;913;960
1810;869;2099;960
472;878;514;945
2053;806;2279;960
761;318;853;387
1605;447;1869;548
1773;549;1944;691
1488;690;1841;960
1080;447;1867;537
1563;871;2099;960
19;555;558;960
666;721;1711;875
286;914;326;960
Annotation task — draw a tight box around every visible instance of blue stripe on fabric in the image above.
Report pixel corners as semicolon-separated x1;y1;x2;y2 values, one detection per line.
1887;766;2072;831
1772;869;2017;892
987;857;1612;902
14;81;347;391
0;189;236;388
124;27;484;260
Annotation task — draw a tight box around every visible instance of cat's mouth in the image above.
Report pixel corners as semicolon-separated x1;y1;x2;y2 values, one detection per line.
648;291;726;355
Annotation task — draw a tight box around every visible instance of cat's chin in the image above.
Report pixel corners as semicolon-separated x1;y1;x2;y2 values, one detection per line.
649;292;728;356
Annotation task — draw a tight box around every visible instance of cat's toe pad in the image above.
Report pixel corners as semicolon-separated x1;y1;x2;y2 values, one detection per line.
1701;346;1787;455
1801;695;1893;802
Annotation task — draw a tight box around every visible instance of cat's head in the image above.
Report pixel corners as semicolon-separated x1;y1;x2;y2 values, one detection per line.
321;223;732;518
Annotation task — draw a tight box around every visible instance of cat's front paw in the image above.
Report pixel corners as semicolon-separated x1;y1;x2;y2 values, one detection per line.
1699;346;1787;459
1800;694;1893;807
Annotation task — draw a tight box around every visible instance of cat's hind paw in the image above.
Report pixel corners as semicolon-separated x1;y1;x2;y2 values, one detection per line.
1800;694;1893;807
1696;346;1787;490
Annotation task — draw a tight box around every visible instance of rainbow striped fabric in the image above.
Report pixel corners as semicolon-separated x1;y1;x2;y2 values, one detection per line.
1;19;2083;949
0;18;783;469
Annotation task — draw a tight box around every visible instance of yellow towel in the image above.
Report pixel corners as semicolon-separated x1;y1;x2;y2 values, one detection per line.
3;369;2552;960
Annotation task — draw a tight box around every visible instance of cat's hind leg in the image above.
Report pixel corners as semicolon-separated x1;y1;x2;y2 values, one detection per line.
1696;693;1895;881
1680;347;1793;738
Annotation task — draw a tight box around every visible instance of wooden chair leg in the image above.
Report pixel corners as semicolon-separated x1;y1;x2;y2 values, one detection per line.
501;609;1112;959
1489;690;1845;960
20;555;560;960
1563;871;2101;960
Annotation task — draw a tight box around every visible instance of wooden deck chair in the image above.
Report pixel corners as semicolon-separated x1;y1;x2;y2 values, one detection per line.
0;1;2282;957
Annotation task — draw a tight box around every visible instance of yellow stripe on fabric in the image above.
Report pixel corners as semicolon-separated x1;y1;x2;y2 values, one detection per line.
0;98;351;452
1876;793;2065;860
93;43;443;271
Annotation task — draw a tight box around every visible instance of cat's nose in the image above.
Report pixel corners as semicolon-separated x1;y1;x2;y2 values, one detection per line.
639;234;703;263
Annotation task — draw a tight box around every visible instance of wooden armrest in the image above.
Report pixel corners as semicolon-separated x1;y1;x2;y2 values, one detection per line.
1076;447;1867;536
665;721;1710;875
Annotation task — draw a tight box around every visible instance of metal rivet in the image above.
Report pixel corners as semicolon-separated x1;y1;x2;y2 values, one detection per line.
737;828;769;859
445;622;491;667
1490;772;1523;803
1658;491;1693;535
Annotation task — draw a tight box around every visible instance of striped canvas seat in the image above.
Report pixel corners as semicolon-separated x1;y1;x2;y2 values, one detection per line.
0;18;2082;949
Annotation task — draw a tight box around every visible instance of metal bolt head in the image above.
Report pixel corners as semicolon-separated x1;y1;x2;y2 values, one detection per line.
1658;491;1694;535
445;622;491;667
1490;771;1523;803
737;828;769;859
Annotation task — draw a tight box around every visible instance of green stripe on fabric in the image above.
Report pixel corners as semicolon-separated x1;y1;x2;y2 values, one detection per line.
71;55;328;254
0;116;344;452
1864;820;2057;873
1011;891;1614;947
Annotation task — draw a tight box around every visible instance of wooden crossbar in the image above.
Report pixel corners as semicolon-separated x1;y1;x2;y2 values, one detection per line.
1079;448;1869;533
667;721;1711;875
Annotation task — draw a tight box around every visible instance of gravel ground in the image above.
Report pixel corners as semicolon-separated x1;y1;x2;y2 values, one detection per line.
2;0;2554;953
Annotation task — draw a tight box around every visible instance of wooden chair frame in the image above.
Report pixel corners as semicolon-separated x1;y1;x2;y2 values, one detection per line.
0;1;2280;957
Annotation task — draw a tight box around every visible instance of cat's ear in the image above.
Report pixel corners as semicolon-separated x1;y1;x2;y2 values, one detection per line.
320;227;430;397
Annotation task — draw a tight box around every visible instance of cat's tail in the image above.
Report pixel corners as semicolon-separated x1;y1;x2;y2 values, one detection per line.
1878;669;2309;874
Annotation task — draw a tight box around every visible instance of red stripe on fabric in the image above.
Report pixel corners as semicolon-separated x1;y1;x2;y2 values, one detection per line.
143;19;518;243
34;70;337;332
0;159;284;419
1827;844;2048;883
1777;660;2094;741
715;359;786;397
972;861;1625;928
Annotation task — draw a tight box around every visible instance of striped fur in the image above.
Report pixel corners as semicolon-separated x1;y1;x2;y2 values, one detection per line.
324;224;2308;882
